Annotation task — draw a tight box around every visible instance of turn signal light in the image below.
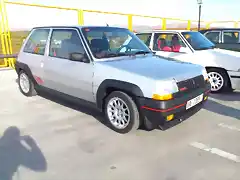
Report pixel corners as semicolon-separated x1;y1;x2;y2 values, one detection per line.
204;96;208;101
152;93;173;101
166;114;174;121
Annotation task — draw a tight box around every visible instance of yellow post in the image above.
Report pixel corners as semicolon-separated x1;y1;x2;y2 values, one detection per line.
128;14;133;31
206;22;211;29
2;0;14;68
0;0;7;67
78;9;84;25
234;21;238;28
187;20;191;30
162;18;166;30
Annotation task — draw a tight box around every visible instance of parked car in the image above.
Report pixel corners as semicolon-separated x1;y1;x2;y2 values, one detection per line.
15;26;210;134
136;30;240;93
199;28;240;52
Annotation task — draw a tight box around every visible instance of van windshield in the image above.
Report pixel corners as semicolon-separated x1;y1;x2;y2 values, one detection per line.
182;31;216;50
81;27;151;59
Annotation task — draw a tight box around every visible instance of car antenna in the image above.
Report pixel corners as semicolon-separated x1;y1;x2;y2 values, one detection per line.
106;23;109;27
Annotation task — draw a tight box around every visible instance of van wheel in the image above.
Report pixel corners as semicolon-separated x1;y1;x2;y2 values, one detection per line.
207;68;230;93
18;70;37;97
104;91;140;134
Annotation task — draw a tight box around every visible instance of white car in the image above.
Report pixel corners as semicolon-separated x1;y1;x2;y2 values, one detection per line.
136;30;240;93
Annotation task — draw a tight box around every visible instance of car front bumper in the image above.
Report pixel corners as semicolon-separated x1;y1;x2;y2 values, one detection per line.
137;83;211;129
228;70;240;90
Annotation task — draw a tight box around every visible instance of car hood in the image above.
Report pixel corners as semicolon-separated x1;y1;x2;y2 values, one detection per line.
96;54;204;82
194;48;240;71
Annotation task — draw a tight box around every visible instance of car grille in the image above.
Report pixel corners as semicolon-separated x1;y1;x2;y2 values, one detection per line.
177;75;205;92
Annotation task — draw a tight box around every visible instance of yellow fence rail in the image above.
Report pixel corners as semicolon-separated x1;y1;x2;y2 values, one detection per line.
1;0;240;68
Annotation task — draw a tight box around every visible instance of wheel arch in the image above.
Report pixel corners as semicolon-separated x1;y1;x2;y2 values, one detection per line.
16;61;37;85
205;66;232;89
96;79;144;111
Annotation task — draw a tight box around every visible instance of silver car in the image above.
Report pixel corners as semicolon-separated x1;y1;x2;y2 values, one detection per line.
15;26;211;134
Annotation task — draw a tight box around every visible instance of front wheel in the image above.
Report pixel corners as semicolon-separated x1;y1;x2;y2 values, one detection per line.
104;91;140;134
207;68;231;93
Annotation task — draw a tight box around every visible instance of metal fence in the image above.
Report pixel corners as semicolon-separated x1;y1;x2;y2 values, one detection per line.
0;0;240;68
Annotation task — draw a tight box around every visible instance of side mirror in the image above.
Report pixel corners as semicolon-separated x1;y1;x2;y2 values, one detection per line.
70;52;88;62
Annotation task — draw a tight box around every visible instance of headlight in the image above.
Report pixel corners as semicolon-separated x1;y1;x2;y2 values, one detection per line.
202;68;209;81
152;80;179;101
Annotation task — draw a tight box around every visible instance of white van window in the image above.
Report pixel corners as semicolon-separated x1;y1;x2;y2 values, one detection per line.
23;29;50;55
49;29;86;60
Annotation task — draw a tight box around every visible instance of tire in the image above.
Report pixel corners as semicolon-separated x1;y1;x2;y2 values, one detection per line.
18;70;37;97
104;91;140;134
207;68;231;93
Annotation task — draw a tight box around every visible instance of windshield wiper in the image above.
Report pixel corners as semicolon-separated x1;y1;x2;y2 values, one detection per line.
133;51;151;55
196;45;216;50
105;52;128;58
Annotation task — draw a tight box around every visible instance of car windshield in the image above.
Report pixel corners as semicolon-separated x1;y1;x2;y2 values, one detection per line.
81;27;152;59
181;31;216;50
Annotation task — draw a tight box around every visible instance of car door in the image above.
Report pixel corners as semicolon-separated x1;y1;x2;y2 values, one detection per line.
18;28;50;85
151;32;193;62
43;28;95;103
220;30;240;51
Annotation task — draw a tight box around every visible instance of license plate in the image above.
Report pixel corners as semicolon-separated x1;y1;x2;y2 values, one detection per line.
186;94;203;110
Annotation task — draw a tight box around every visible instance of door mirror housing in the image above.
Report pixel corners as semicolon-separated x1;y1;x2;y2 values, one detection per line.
70;52;89;63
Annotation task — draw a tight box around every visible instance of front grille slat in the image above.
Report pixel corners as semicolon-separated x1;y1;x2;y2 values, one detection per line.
176;75;205;95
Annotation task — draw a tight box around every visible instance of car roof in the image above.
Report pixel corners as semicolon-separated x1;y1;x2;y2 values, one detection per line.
199;28;240;32
135;29;194;34
32;25;128;30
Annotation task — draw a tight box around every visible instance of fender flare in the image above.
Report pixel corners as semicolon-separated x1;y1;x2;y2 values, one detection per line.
15;61;37;85
96;79;144;110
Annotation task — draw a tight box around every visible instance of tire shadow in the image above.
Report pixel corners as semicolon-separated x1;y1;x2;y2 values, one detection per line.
210;91;240;101
204;99;240;120
37;89;109;128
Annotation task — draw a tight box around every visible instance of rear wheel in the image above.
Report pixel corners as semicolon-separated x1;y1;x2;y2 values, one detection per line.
104;91;140;134
18;70;37;97
207;68;231;93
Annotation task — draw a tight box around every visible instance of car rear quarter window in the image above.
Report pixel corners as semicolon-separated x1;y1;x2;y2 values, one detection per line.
205;31;220;43
223;31;240;44
23;29;50;55
136;33;152;47
49;29;86;60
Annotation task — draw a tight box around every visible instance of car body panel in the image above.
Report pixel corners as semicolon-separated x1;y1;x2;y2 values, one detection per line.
92;54;205;98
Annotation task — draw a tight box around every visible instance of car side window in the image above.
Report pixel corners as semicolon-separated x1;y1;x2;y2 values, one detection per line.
23;29;50;55
136;33;152;47
49;29;87;61
153;33;186;52
223;31;239;44
205;31;220;43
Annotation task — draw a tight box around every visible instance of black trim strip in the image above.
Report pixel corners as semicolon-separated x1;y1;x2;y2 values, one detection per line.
231;75;240;79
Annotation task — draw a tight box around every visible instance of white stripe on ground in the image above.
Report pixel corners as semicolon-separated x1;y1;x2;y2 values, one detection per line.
218;123;240;132
190;142;240;163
